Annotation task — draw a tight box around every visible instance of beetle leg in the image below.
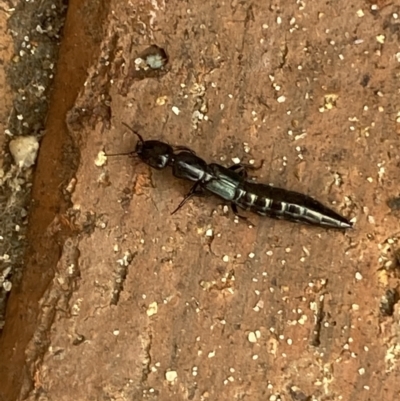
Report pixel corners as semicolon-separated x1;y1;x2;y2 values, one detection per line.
229;159;264;178
171;182;204;215
173;145;196;155
230;203;255;226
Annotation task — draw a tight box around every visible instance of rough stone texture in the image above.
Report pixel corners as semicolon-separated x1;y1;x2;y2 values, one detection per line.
0;3;16;326
1;0;400;400
0;0;67;330
0;5;13;151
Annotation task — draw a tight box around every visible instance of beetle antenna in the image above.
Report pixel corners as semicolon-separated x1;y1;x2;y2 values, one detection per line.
104;151;136;157
104;122;144;157
121;122;144;143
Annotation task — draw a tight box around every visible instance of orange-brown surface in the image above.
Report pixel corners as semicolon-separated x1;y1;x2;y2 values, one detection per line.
1;1;400;400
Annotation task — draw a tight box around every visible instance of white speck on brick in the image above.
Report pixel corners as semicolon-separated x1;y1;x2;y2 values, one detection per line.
172;106;180;115
165;370;178;382
248;332;257;343
376;34;385;44
243;142;251;153
147;301;158;317
298;315;307;324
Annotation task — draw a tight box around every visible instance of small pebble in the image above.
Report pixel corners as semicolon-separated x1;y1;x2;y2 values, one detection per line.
172;106;180;115
9;136;39;168
95;151;107;167
205;229;213;237
248;332;257;343
165;370;178;382
146;301;158;317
